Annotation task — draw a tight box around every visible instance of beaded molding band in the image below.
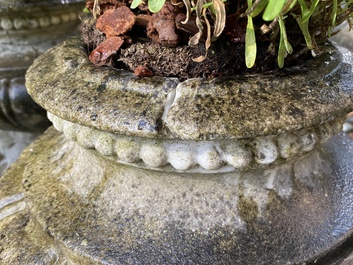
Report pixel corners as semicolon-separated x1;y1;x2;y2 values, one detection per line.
48;112;344;173
0;12;79;31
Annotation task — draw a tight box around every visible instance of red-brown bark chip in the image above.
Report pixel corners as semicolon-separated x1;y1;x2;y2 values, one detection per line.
147;2;179;47
134;65;154;77
89;36;124;66
96;6;136;38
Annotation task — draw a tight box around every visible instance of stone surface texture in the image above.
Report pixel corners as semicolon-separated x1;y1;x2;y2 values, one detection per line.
1;128;353;264
26;38;353;140
48;112;345;172
2;26;353;265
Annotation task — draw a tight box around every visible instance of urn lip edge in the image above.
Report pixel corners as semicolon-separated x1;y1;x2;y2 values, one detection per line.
25;38;353;140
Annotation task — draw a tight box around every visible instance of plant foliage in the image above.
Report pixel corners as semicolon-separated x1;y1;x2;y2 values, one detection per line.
90;0;353;68
157;0;352;67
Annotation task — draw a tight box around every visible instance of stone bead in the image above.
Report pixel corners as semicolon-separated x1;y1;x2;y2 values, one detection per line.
277;134;302;159
13;18;26;29
39;17;51;28
69;12;78;21
26;18;39;29
50;16;61;25
61;13;71;23
223;142;252;169
46;113;347;173
115;138;140;163
196;144;223;170
1;19;13;30
76;127;96;149
167;143;194;171
140;142;168;168
298;130;318;152
253;137;278;165
95;133;115;156
63;121;77;140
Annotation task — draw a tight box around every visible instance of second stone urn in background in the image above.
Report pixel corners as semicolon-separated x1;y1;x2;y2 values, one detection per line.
0;0;84;131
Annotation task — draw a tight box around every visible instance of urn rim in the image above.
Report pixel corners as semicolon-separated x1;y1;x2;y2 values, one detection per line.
26;38;353;140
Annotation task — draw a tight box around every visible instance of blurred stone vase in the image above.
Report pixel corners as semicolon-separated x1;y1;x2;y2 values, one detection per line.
0;0;85;131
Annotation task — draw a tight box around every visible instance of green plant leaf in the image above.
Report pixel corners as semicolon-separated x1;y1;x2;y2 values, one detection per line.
278;34;285;68
131;0;143;9
245;15;257;68
297;0;308;14
148;0;166;13
250;0;269;18
277;14;292;68
301;0;319;23
278;15;293;54
262;0;285;21
331;0;338;27
296;17;313;50
287;0;298;13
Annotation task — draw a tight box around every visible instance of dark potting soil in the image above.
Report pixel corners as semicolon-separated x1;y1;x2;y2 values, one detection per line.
81;13;311;80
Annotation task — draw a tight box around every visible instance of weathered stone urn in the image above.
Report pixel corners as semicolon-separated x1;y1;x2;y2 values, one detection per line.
0;0;84;131
1;38;353;264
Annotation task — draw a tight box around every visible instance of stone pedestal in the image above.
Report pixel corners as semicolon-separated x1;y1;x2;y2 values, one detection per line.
2;128;353;264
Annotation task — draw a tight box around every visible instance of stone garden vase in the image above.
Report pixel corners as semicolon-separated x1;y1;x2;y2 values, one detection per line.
0;0;84;131
1;37;353;264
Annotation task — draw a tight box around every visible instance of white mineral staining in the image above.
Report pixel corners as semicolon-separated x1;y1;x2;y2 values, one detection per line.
242;170;270;216
277;133;302;159
222;141;252;169
115;138;140;163
140;142;168;168
264;164;293;199
166;142;194;171
48;113;64;132
95;133;115;156
196;143;223;170
76;127;96;149
298;130;318;152
252;137;278;165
